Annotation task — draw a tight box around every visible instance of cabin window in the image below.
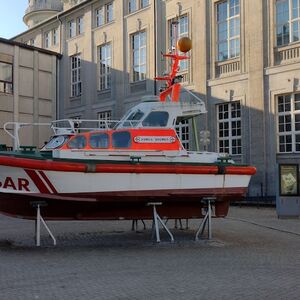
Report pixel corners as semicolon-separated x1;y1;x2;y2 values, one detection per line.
68;135;87;149
142;111;169;127
124;110;144;127
112;131;131;148
44;136;69;150
90;133;109;149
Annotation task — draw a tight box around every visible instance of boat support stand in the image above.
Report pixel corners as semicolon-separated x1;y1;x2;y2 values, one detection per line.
195;197;215;241
147;202;174;243
31;201;56;247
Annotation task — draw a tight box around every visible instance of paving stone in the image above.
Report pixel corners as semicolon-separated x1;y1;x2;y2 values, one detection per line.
0;207;299;300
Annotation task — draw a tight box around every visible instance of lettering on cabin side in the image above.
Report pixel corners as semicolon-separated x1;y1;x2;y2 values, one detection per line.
0;177;30;191
134;136;176;144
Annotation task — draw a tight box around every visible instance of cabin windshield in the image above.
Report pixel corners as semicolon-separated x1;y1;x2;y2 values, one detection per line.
68;135;87;149
90;133;109;149
123;109;144;127
112;131;131;148
142;111;169;127
44;135;69;149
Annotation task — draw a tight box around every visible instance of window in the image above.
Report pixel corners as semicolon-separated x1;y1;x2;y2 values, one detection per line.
124;109;144;127
53;28;58;45
45;31;51;48
90;133;109;149
0;61;13;94
98;110;112;128
176;119;190;150
216;0;240;61
132;31;147;82
98;110;112;120
68;135;86;149
277;93;300;152
128;0;148;13
129;0;137;13
69;19;76;38
95;2;113;27
141;0;149;9
142;111;169;127
96;7;104;26
276;0;300;46
98;43;111;91
106;2;113;22
169;15;189;71
77;16;84;35
112;131;131;148
217;101;242;155
70;54;82;97
44;136;69;150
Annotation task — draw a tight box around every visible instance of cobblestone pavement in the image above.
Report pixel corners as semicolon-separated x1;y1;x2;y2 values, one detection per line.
0;207;299;300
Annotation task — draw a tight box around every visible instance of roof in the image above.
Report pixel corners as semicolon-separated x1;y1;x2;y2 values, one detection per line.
12;0;93;40
0;37;62;58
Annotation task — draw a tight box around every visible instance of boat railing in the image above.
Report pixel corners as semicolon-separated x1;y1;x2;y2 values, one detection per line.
4;117;178;150
4;122;52;150
51;119;142;135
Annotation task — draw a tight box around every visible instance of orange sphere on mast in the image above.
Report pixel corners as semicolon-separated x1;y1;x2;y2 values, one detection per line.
177;37;192;53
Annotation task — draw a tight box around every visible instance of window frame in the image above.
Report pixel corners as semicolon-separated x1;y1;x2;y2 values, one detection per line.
44;31;51;48
77;16;84;35
0;61;13;94
169;14;189;71
106;2;114;23
70;54;82;97
176;119;190;150
53;28;58;46
275;0;300;46
217;101;242;155
216;0;240;62
128;0;149;14
277;93;300;153
69;19;76;38
97;110;112;128
98;43;112;91
131;30;147;82
95;2;113;28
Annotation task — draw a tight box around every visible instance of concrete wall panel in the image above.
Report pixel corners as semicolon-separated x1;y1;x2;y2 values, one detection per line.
38;71;52;100
19;48;34;68
19;97;34;114
19;67;34;97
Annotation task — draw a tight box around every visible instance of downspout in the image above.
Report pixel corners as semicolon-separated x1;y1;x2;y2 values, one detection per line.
154;0;157;95
56;14;63;119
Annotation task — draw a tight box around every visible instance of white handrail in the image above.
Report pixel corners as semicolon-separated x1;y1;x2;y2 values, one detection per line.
4;122;51;150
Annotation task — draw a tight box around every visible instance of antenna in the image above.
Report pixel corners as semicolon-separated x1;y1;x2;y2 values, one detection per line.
154;21;192;102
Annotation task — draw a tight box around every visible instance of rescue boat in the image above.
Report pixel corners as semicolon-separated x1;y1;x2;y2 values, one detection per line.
0;37;256;221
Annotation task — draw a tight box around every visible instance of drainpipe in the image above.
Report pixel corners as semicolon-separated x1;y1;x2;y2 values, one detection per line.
154;0;157;95
56;14;62;119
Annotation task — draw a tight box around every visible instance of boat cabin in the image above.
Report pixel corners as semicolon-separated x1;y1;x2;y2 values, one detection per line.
44;128;183;152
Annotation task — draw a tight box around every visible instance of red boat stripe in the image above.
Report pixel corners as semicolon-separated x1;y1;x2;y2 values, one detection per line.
38;171;58;194
24;169;51;194
0;156;256;176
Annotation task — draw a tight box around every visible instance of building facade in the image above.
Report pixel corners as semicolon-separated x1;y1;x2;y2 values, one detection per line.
0;38;60;148
12;0;300;199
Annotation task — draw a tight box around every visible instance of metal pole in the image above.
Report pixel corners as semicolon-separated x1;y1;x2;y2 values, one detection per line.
36;205;41;247
208;200;212;240
192;117;200;151
153;205;160;243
